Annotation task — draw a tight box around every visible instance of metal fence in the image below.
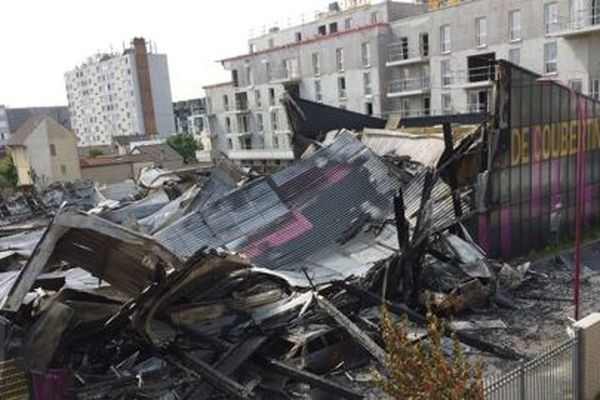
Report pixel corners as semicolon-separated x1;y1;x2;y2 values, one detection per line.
484;338;577;400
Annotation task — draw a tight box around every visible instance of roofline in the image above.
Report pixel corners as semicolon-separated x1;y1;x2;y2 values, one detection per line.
217;22;389;64
202;81;233;89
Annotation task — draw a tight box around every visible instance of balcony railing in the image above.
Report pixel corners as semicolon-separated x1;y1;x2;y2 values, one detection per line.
554;10;600;34
269;66;301;82
223;100;249;112
387;43;428;63
388;76;430;94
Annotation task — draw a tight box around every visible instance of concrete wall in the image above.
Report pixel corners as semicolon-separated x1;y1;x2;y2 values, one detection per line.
11;147;32;186
81;162;133;184
148;54;175;135
44;119;81;183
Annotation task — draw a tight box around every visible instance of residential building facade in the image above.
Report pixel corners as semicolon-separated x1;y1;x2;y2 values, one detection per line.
387;0;600;116
64;37;175;147
173;98;206;134
203;1;425;168
7;116;81;186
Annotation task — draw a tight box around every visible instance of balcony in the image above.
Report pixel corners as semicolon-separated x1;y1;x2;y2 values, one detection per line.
452;65;496;89
224;100;250;113
386;43;429;67
387;76;430;97
269;66;301;84
550;11;600;37
227;148;294;161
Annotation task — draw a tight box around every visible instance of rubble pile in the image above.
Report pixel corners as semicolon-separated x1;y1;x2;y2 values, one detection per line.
0;132;529;398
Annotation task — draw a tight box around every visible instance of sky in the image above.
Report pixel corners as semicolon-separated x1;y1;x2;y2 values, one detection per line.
0;0;327;107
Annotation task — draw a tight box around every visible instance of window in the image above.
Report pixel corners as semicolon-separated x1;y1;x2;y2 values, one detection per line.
243;137;252;150
363;72;372;95
442;93;453;114
401;100;411;117
257;136;265;149
268;38;274;48
544;42;558;74
295;32;302;42
441;59;452;86
440;25;451;53
468;90;489;113
344;17;353;30
338;76;347;99
569;79;583;93
245;65;252;86
399;37;409;59
318;25;327;36
336;48;345;72
329;22;338;33
265;62;272;81
50;144;56;156
544;3;558;34
365;102;373;116
508;48;521;65
60;165;67;176
255;89;261;107
225;117;231;132
361;42;371;67
273;135;280;149
223;95;229;111
257;113;264;131
249;43;257;53
509;10;522;40
476;17;487;47
315;80;323;102
269;88;276;106
420;33;430;57
593;79;600;100
312;52;321;76
370;11;379;23
271;110;279;131
423;97;431;116
227;139;233;150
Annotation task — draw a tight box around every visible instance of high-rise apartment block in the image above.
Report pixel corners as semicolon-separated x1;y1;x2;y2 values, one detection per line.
64;37;175;146
201;0;600;169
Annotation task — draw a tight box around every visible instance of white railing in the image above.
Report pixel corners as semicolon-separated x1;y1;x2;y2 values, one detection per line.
556;9;600;32
388;76;431;94
269;66;301;82
387;42;428;63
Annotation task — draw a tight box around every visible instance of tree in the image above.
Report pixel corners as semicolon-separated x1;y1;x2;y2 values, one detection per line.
167;133;198;164
0;156;18;188
88;149;103;158
379;306;484;399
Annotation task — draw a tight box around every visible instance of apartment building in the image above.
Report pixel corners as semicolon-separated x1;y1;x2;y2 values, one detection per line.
387;0;600;116
203;0;425;168
173;98;206;134
64;37;175;147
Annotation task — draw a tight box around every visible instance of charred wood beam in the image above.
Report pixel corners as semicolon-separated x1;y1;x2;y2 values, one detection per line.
164;350;252;399
338;282;525;361
256;356;364;400
442;123;464;237
314;293;386;365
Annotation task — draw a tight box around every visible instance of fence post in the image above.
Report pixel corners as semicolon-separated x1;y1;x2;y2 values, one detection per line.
520;363;526;400
573;312;600;399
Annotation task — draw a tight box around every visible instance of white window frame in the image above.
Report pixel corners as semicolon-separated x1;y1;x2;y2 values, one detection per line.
509;9;522;41
257;113;264;131
254;89;261;107
271;110;279;131
476;17;487;48
441;59;452;87
314;80;323;102
592;79;600;100
361;42;371;67
440;24;451;54
544;41;558;74
363;72;372;96
544;2;559;34
312;52;321;76
338;76;347;100
441;93;453;115
336;48;345;72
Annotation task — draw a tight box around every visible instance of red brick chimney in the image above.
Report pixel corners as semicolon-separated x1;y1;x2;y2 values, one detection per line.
132;37;157;136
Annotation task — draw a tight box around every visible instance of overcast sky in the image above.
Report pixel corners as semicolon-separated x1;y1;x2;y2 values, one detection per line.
0;0;330;107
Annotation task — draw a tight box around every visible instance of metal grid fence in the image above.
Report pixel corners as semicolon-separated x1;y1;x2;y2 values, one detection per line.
0;359;29;400
484;338;577;400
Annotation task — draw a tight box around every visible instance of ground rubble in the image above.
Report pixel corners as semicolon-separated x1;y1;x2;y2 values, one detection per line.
0;133;547;398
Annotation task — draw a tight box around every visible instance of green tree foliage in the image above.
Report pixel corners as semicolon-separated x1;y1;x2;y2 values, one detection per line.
88;149;104;158
379;306;484;399
167;133;198;164
0;156;18;188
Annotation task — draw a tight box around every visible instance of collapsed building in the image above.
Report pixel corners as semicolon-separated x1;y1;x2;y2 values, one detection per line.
0;61;596;398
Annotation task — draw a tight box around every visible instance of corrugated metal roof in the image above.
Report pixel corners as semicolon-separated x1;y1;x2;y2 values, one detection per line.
361;129;446;167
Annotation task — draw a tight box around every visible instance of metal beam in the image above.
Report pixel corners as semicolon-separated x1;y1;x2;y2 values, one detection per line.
399;112;488;127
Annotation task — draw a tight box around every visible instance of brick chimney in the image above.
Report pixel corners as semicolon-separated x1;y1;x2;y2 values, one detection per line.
132;37;157;136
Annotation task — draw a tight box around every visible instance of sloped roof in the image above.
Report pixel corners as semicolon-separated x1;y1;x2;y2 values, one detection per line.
130;143;183;162
7;116;75;146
